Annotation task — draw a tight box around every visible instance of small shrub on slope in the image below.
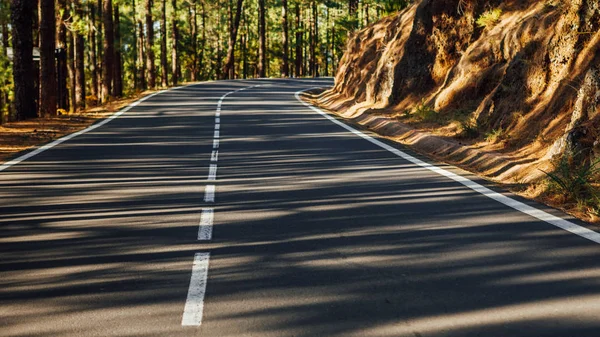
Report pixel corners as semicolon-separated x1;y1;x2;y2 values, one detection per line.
541;151;600;213
476;9;502;29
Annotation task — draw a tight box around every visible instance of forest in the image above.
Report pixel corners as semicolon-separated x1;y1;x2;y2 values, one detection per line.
0;0;408;123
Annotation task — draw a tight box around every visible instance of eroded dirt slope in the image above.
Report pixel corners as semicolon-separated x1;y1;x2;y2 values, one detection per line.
318;0;600;185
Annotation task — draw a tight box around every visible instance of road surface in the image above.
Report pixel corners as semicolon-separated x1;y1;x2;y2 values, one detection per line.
2;79;600;336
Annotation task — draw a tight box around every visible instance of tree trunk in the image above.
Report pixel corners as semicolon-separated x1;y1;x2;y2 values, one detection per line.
75;0;86;110
324;7;329;77
102;0;114;102
313;1;318;77
96;0;103;94
113;3;123;97
56;0;69;111
309;1;315;77
160;0;168;87
38;0;57;117
295;3;302;77
199;2;206;80
282;0;289;77
215;8;222;80
145;0;156;88
132;0;138;90
349;0;358;15
257;0;266;77
67;24;75;112
170;0;178;85
89;2;98;103
349;0;358;30
1;22;9;122
223;0;243;79
242;8;248;79
138;20;146;89
11;0;36;120
190;1;197;82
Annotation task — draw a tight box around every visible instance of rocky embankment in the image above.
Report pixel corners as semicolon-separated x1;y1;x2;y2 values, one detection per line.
314;0;600;219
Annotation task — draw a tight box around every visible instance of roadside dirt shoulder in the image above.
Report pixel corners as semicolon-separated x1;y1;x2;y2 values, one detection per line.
303;90;599;225
0;89;167;163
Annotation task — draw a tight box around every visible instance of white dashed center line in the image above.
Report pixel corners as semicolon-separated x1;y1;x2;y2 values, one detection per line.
183;84;261;327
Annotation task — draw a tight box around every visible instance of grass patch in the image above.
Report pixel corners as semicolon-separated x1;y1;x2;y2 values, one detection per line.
541;151;600;214
485;127;507;143
414;100;438;122
476;9;502;29
459;119;480;139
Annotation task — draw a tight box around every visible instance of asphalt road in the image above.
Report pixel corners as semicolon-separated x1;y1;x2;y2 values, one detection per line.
2;79;600;337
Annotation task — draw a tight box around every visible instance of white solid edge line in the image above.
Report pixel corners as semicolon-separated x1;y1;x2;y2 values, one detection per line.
212;139;219;149
204;185;215;202
0;89;168;172
197;208;214;241
182;252;210;326
294;88;600;245
211;150;218;162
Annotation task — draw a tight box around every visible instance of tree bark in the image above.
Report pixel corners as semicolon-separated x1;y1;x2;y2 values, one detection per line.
1;22;9;121
96;0;103;93
170;0;178;85
145;0;156;88
223;0;243;79
190;1;197;82
199;2;206;80
11;0;36;120
74;0;86;110
309;1;315;77
242;8;248;79
102;0;114;102
138;20;146;89
282;0;289;77
131;0;138;90
313;1;318;77
56;0;69;110
39;0;57;117
67;22;75;112
295;3;302;77
113;3;123;97
160;0;168;87
257;0;267;77
89;2;98;103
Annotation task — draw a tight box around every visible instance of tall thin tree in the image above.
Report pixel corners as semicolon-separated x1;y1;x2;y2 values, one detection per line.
170;0;178;85
132;0;138;90
39;0;57;116
145;0;156;88
113;3;123;96
295;3;302;77
257;0;266;77
74;0;86;110
160;0;168;87
10;0;36;120
102;0;114;102
56;0;70;110
223;0;243;79
281;0;289;77
189;1;198;81
89;2;98;103
138;19;146;89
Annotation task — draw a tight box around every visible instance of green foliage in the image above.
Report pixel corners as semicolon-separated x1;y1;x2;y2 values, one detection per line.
459;119;479;139
542;152;600;212
485;127;507;143
414;100;438;122
476;9;502;29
